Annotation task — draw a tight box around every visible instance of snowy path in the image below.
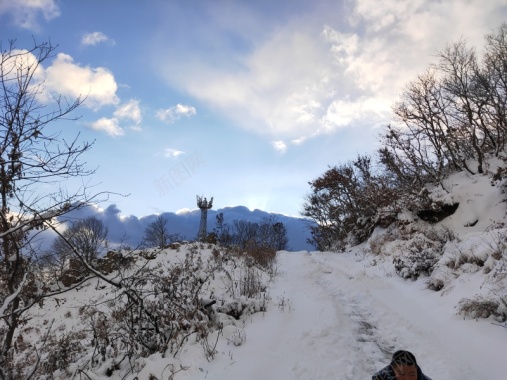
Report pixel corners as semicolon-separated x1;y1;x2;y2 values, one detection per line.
181;251;505;380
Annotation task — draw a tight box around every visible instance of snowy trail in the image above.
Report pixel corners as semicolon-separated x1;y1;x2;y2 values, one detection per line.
191;251;368;379
304;252;500;379
182;251;504;380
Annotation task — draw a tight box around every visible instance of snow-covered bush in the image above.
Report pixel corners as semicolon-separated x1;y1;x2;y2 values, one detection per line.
392;232;445;279
394;250;440;279
216;296;268;320
39;330;87;378
83;247;223;365
427;265;456;291
368;224;406;256
226;327;247;346
8;243;277;379
369;231;393;256
428;228;507;322
456;296;507;321
429;229;505;291
218;253;270;319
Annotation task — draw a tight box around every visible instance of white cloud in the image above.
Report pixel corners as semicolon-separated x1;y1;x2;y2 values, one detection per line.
155;0;507;144
156;104;197;124
272;141;288;153
82;32;113;46
44;53;119;109
1;49;45;83
88;101;142;136
114;100;142;131
0;0;60;30
291;137;307;145
167;29;336;138
2;50;120;111
320;99;366;132
89;117;124;137
164;148;185;158
114;99;142;123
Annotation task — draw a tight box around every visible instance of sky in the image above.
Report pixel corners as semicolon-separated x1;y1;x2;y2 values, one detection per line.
1;0;507;219
14;160;507;379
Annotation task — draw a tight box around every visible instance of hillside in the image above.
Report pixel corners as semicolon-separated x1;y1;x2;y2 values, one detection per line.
4;165;507;379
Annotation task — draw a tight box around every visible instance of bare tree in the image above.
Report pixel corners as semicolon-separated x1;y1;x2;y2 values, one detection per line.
271;222;288;250
380;25;507;187
257;216;288;251
232;220;259;250
482;23;507;154
51;216;108;270
386;69;466;186
214;212;232;246
0;39;100;379
437;39;489;174
143;215;175;247
302;155;398;250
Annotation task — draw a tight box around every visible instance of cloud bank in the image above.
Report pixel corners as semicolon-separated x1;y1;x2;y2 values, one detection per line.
0;0;60;30
56;204;314;251
154;0;507;150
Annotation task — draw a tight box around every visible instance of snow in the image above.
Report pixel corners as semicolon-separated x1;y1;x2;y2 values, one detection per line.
7;164;507;379
160;251;503;380
19;246;506;379
133;167;506;380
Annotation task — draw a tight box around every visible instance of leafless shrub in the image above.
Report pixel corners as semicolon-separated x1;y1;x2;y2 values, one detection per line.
244;243;277;271
216;296;268;320
211;247;221;260
440;225;459;242
75;247;225;378
482;229;507;261
40;330;87;378
456;296;506;321
276;293;293;312
226;328;246;346
239;266;265;298
160;362;190;380
221;254;269;300
200;329;221;362
9;239;276;377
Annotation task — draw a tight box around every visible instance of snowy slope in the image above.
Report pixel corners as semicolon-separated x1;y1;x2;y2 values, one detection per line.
9;164;507;379
133;166;507;380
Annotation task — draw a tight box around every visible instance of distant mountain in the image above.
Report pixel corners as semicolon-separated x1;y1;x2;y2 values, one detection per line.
57;204;315;251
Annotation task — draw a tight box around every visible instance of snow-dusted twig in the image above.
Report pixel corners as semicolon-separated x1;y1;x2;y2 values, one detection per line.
25;318;55;380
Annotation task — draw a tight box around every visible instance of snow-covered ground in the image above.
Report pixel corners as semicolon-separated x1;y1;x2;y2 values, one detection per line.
136;166;507;380
9;164;507;379
139;250;503;380
21;243;505;380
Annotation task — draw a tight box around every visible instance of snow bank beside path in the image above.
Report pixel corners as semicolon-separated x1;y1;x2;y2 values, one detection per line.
182;250;505;380
308;251;504;379
190;251;368;379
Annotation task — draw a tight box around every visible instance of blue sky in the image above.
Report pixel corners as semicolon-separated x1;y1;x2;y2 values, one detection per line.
1;0;506;219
